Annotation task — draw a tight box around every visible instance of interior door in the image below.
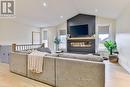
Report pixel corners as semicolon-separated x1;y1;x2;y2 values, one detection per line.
32;32;40;44
42;30;48;47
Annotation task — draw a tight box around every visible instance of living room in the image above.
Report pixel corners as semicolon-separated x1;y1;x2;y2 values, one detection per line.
0;0;130;87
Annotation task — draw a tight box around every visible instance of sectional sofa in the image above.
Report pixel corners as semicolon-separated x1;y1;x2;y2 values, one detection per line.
10;52;105;87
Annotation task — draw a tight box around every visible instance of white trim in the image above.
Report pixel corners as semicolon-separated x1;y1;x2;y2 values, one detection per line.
119;59;130;74
96;24;111;53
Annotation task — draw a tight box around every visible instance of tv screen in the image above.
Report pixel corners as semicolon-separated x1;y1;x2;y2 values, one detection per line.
70;24;89;37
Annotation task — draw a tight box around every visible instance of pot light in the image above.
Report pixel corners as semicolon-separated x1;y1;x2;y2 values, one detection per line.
60;16;63;18
95;9;98;12
43;2;47;7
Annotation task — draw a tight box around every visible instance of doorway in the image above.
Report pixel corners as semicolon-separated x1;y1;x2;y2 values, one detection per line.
32;32;40;44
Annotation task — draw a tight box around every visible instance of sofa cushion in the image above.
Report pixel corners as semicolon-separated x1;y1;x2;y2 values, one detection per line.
46;53;59;57
37;48;51;53
59;53;103;62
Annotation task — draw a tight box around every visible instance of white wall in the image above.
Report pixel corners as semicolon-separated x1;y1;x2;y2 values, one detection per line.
96;16;116;40
96;16;116;52
116;5;130;33
56;22;67;51
0;19;40;45
41;22;67;51
41;17;116;52
41;27;57;51
116;34;130;73
116;5;130;73
48;27;57;51
56;22;67;32
44;17;116;52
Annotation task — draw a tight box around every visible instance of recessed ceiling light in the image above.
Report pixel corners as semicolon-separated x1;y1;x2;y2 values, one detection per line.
95;9;98;12
60;16;63;18
43;2;47;7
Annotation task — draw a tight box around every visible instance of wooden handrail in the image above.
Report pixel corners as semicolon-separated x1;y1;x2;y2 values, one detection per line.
12;43;16;52
12;43;43;52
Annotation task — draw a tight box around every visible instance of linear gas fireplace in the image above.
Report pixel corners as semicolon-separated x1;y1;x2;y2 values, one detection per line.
67;14;96;54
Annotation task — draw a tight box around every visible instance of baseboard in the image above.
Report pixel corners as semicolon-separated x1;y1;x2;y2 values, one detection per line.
119;60;130;74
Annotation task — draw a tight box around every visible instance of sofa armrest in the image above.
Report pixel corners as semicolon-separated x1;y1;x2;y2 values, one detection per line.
56;57;105;87
9;52;27;76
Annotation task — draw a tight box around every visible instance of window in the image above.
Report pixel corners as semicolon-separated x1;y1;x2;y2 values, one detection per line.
98;25;110;50
42;30;48;47
59;30;67;50
43;31;47;40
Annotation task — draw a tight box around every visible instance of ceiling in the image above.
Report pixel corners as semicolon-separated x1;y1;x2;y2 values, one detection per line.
13;0;130;27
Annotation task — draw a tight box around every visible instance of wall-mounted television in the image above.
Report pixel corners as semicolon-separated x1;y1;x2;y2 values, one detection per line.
70;24;89;37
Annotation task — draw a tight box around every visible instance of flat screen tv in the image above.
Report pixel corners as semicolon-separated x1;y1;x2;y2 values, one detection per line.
70;24;89;37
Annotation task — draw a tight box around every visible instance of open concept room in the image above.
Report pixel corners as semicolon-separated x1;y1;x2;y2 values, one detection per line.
0;0;130;87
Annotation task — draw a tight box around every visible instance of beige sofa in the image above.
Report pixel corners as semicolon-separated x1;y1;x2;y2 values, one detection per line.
10;52;27;76
10;52;105;87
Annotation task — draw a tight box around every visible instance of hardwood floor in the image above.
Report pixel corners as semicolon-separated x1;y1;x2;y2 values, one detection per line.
0;63;51;87
0;61;130;87
104;61;130;87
